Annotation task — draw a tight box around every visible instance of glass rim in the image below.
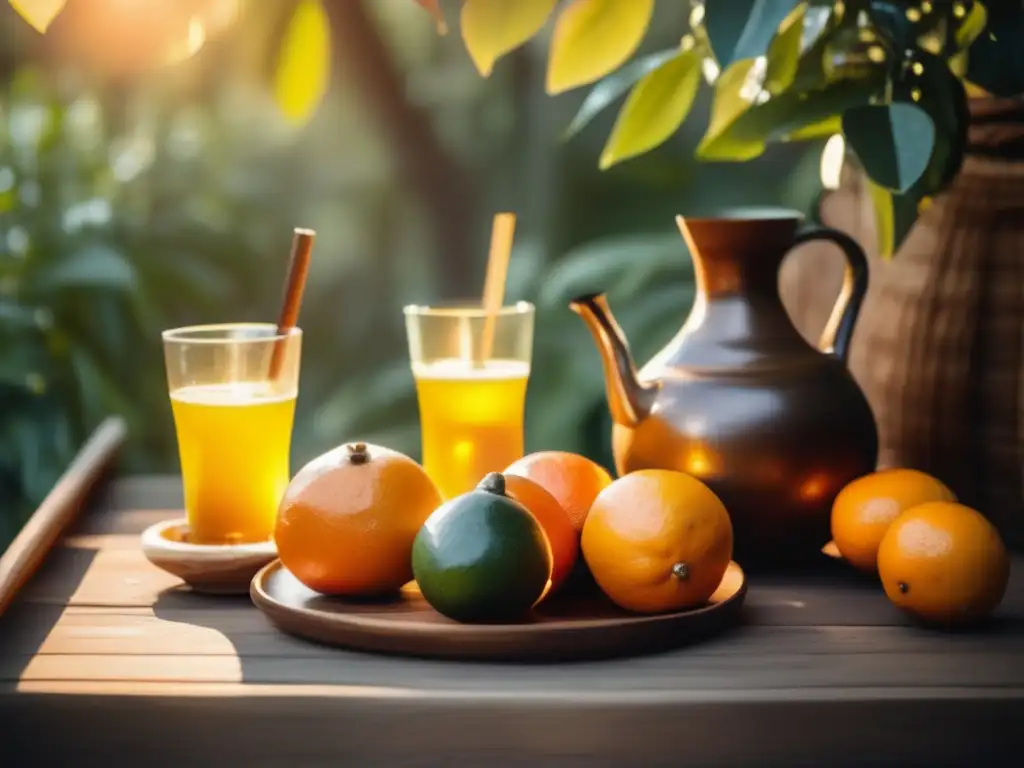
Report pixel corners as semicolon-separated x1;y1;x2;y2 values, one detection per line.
161;322;302;344
402;300;534;318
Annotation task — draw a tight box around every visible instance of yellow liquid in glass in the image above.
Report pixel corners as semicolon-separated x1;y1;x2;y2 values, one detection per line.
414;359;529;500
170;382;296;544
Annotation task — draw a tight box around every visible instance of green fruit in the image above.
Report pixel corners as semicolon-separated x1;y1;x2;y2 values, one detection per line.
412;472;552;623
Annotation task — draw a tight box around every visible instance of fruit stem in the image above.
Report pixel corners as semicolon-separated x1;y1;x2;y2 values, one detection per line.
672;562;690;580
346;443;370;465
478;472;507;496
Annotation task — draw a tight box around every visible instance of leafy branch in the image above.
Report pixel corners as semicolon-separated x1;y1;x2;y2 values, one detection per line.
411;0;1011;260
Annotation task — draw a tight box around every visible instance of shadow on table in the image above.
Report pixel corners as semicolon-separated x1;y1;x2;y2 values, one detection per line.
0;482;113;685
149;546;1024;688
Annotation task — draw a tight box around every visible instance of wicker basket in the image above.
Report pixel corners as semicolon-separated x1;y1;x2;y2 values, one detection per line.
780;98;1024;551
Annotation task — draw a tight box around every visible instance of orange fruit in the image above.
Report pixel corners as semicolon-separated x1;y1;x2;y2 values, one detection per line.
831;468;956;573
504;451;613;533
878;501;1010;626
581;469;733;614
275;441;442;596
502;474;579;597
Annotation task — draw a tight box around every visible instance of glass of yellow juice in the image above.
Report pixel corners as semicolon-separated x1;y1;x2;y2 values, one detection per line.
162;323;301;545
404;301;535;500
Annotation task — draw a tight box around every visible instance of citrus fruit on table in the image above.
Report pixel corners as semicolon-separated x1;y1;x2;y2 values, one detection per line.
412;472;551;623
878;501;1010;626
581;469;733;614
504;451;613;533
831;468;956;573
502;474;578;598
275;442;441;597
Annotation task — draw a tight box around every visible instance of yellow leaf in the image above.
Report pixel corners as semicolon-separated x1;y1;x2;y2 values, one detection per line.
460;0;556;77
696;58;765;161
965;80;990;99
273;0;330;127
599;49;701;170
546;0;655;95
8;0;67;33
866;179;918;259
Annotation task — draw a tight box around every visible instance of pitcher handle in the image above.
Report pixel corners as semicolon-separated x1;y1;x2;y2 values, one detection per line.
789;226;869;363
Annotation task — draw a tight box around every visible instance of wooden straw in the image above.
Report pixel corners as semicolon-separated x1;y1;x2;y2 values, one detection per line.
479;212;516;363
269;228;315;380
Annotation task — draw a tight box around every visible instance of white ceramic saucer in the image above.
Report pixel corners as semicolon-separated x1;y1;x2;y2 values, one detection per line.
140;518;277;595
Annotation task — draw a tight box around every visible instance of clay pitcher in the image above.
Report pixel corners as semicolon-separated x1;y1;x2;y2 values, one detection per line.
570;211;878;566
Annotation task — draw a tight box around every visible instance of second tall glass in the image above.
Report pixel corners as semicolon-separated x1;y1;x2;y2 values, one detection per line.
404;301;535;500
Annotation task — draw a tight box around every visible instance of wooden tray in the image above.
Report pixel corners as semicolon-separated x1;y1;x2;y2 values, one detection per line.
251;559;747;662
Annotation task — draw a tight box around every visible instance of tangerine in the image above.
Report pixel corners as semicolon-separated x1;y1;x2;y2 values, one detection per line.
581;469;733;614
831;468;956;573
275;441;442;596
503;474;579;597
877;501;1010;626
504;451;613;533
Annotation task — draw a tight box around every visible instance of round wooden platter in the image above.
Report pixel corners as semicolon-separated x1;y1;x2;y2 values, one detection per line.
250;560;747;662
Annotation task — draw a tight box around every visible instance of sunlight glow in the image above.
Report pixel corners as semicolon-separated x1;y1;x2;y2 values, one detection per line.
820;134;846;191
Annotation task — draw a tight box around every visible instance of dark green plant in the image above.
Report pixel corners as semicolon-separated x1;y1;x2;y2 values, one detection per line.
0;70;246;541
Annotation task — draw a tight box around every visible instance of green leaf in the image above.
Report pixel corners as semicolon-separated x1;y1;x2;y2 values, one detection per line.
783;115;842;142
8;0;67;33
537;232;686;308
546;0;655;95
786;5;842;91
0;339;49;392
697;58;766;161
701;0;756;67
0;299;44;330
27;245;136;293
698;60;882;161
868;1;923;50
841;103;935;193
899;51;969;196
563;48;679;139
731;0;803;64
273;0;330;126
955;1;988;51
599;49;703;169
701;0;801;68
764;3;807;94
866;179;920;260
460;0;556;77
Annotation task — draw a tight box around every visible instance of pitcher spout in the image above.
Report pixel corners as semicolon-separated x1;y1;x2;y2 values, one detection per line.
569;293;656;428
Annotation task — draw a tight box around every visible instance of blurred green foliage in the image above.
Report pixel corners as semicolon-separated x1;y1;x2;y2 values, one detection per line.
0;0;822;549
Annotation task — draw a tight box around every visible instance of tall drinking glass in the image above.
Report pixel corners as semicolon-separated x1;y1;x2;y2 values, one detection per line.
404;302;535;500
162;323;302;545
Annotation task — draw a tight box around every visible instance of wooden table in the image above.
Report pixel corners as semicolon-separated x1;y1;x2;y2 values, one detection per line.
2;476;1023;767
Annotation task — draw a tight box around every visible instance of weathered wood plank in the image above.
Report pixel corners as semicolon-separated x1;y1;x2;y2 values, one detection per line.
6;649;1024;689
3;684;1023;767
4;610;1024;660
17;545;194;607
